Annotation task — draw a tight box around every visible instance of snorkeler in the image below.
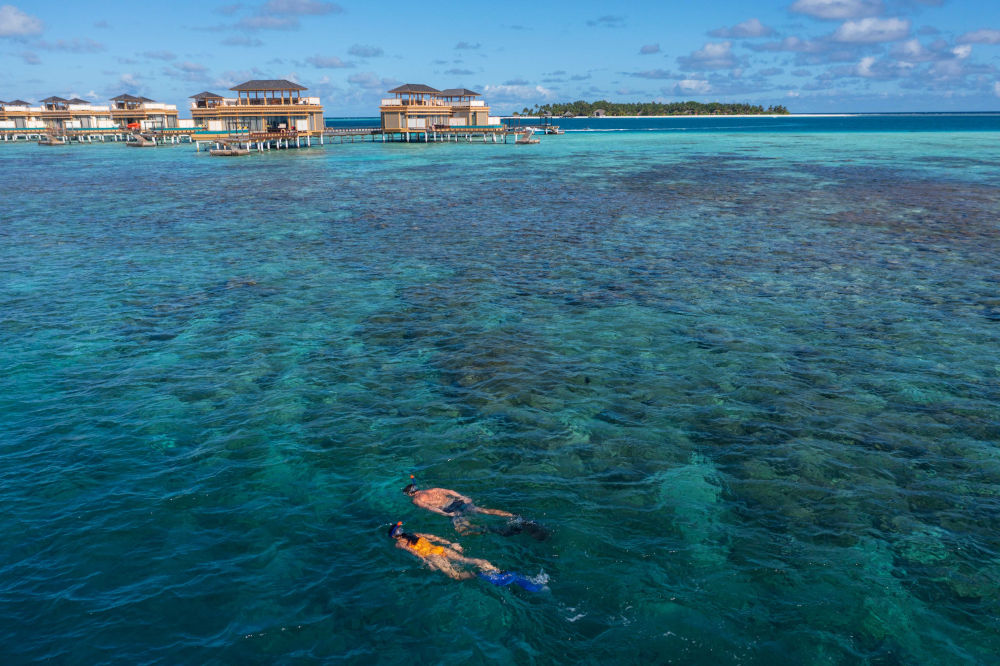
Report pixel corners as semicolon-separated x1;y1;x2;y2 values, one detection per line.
388;522;547;591
402;477;550;540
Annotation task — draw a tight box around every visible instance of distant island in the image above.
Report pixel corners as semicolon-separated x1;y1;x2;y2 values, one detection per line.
513;101;790;117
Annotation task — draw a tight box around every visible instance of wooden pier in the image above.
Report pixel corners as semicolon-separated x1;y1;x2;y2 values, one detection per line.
3;125;535;151
321;126;523;144
1;127;198;144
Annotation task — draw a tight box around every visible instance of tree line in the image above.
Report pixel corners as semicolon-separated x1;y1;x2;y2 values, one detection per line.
513;101;790;116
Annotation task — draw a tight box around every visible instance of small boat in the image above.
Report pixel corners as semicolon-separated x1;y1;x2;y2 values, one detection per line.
544;126;565;135
38;133;67;146
126;133;157;147
516;129;540;145
209;148;250;156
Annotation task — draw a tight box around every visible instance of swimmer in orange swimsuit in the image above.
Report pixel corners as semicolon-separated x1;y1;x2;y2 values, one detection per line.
388;522;499;580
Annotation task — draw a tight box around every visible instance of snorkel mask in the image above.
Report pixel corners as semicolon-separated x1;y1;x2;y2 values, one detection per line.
388;521;404;538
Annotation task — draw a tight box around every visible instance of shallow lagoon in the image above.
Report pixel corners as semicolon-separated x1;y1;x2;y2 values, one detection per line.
1;119;999;663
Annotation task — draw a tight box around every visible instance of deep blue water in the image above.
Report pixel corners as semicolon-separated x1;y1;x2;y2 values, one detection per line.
2;116;1000;664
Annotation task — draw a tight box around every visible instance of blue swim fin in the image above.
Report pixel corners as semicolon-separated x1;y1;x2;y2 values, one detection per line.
478;571;548;592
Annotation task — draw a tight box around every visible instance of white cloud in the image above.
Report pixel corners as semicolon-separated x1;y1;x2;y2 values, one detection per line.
481;83;554;103
174;61;207;73
238;15;298;30
675;79;711;94
627;69;675;79
833;17;910;43
0;4;43;37
951;44;971;59
957;29;1000;45
856;56;877;77
678;41;737;70
142;50;176;61
748;35;828;54
994;81;1000;97
222;35;263;46
306;55;353;68
709;18;775;38
347;71;395;89
893;38;927;61
262;0;342;15
790;0;882;20
639;43;661;55
348;44;383;57
36;38;105;53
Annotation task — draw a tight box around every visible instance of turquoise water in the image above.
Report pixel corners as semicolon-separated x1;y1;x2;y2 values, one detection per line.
2;117;1000;664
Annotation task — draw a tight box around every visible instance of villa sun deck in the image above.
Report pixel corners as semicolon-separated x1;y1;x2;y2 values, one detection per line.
190;80;325;137
379;84;503;134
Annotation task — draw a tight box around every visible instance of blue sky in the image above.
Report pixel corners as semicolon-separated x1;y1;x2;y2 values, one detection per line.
1;0;999;115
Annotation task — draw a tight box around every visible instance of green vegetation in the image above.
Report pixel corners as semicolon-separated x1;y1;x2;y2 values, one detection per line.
513;100;790;116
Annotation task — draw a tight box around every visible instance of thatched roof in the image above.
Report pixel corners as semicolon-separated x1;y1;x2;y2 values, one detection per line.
440;88;481;97
388;83;440;94
6;99;30;106
40;96;69;103
67;97;90;104
190;91;224;99
230;79;306;92
138;96;157;102
111;94;142;102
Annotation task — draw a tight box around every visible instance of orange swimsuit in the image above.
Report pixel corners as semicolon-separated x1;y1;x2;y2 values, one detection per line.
407;537;446;557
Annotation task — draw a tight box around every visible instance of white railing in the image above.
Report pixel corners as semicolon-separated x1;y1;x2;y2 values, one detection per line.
450;100;486;107
192;97;320;109
380;98;451;107
68;104;111;112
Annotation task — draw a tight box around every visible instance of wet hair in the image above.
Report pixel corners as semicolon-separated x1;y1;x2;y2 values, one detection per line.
402;483;417;495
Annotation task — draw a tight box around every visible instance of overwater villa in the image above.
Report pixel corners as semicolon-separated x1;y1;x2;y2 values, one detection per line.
110;94;179;129
189;80;325;137
379;85;501;136
0;95;178;133
0;99;44;132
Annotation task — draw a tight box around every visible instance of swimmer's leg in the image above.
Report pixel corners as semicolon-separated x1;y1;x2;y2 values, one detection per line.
451;515;485;535
428;556;475;581
488;516;551;541
474;507;516;518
